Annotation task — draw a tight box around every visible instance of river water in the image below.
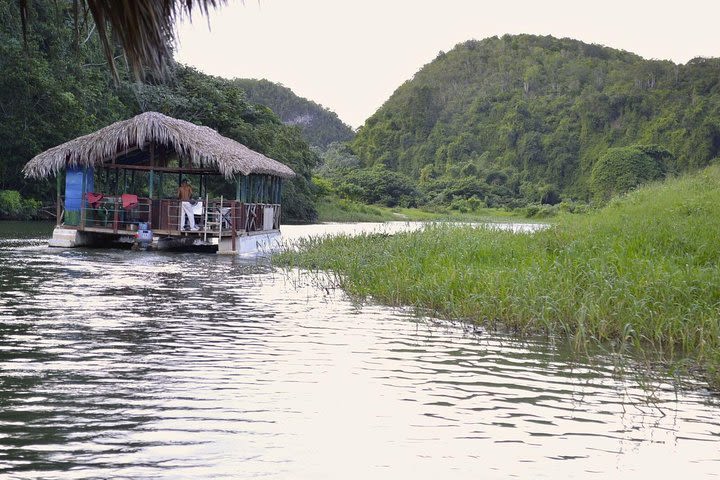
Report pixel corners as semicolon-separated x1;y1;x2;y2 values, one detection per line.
1;221;719;479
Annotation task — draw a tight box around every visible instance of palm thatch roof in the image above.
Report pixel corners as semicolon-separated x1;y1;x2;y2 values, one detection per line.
23;112;295;179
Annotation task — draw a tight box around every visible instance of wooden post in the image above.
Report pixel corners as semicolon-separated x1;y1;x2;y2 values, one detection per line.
148;168;154;228
80;167;87;228
236;177;241;201
218;195;223;240
230;200;236;253
56;173;61;226
203;193;209;242
148;170;155;199
113;196;119;233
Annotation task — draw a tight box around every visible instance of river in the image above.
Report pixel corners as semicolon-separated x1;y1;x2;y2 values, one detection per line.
1;221;719;479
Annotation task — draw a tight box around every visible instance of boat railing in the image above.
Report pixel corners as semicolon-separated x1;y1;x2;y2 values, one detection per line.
202;199;281;234
57;195;280;236
58;194;152;233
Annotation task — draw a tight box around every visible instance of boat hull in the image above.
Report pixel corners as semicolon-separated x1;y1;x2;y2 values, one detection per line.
48;226;281;255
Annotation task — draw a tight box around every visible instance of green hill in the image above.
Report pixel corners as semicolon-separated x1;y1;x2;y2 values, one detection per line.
350;34;720;207
232;79;354;148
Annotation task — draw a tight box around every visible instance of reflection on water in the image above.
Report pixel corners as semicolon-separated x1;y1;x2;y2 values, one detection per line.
0;221;719;479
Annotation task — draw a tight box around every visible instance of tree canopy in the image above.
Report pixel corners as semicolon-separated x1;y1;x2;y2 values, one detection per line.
1;0;319;221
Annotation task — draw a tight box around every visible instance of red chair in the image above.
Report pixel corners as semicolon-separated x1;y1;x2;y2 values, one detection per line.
86;192;104;208
121;194;139;209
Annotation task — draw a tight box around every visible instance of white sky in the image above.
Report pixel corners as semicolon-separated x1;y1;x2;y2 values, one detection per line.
176;0;720;129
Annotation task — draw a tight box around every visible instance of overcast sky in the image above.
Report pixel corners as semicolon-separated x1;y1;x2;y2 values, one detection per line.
176;0;720;129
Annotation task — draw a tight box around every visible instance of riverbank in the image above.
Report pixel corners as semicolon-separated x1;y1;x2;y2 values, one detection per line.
276;165;720;388
316;196;533;223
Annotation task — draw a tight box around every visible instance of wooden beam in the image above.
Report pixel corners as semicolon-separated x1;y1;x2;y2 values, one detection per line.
100;164;219;175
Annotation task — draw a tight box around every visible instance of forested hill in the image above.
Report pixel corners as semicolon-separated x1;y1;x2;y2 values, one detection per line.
233;79;355;147
351;34;720;203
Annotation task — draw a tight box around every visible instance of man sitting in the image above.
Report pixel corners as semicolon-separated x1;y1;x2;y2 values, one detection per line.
177;179;199;231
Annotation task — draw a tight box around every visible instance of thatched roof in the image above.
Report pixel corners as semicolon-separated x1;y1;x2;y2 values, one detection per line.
23;111;295;179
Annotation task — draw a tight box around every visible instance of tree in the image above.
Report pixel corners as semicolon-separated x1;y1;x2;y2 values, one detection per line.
589;145;671;201
19;0;227;80
1;2;321;222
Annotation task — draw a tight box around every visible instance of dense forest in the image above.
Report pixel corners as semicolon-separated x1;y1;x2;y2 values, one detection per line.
232;79;355;148
0;0;319;221
337;34;720;208
5;5;720;221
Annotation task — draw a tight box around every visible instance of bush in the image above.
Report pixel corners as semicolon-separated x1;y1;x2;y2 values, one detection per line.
590;145;672;201
450;195;484;213
523;203;558;218
333;165;419;207
312;176;335;198
0;190;41;220
558;200;590;214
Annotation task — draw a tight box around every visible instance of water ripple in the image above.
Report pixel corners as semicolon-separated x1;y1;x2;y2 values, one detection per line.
0;225;719;479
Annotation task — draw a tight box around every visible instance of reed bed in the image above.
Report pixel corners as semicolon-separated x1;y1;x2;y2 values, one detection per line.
276;165;720;387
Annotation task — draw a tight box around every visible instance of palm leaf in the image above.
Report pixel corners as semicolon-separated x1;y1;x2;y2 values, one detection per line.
18;0;228;80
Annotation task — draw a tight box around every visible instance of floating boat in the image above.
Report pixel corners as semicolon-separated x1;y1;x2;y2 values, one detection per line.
23;112;295;254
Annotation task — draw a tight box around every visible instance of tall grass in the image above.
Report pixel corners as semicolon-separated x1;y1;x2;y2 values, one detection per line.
277;166;720;387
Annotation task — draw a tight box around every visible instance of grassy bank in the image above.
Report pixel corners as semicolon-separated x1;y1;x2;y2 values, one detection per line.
277;166;720;387
316;196;530;223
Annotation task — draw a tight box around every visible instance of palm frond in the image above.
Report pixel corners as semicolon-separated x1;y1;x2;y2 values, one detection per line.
19;0;228;80
86;0;227;80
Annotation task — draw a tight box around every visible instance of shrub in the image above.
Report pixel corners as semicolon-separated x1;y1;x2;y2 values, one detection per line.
333;165;419;207
0;190;41;220
590;145;672;201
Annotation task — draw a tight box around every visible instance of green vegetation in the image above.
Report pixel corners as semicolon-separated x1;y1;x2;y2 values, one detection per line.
316;198;397;223
314;170;531;223
133;65;319;221
276;165;720;387
589;144;673;201
330;165;419;208
347;34;720;209
0;190;41;220
233;79;355;148
315;197;483;223
0;1;320;222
